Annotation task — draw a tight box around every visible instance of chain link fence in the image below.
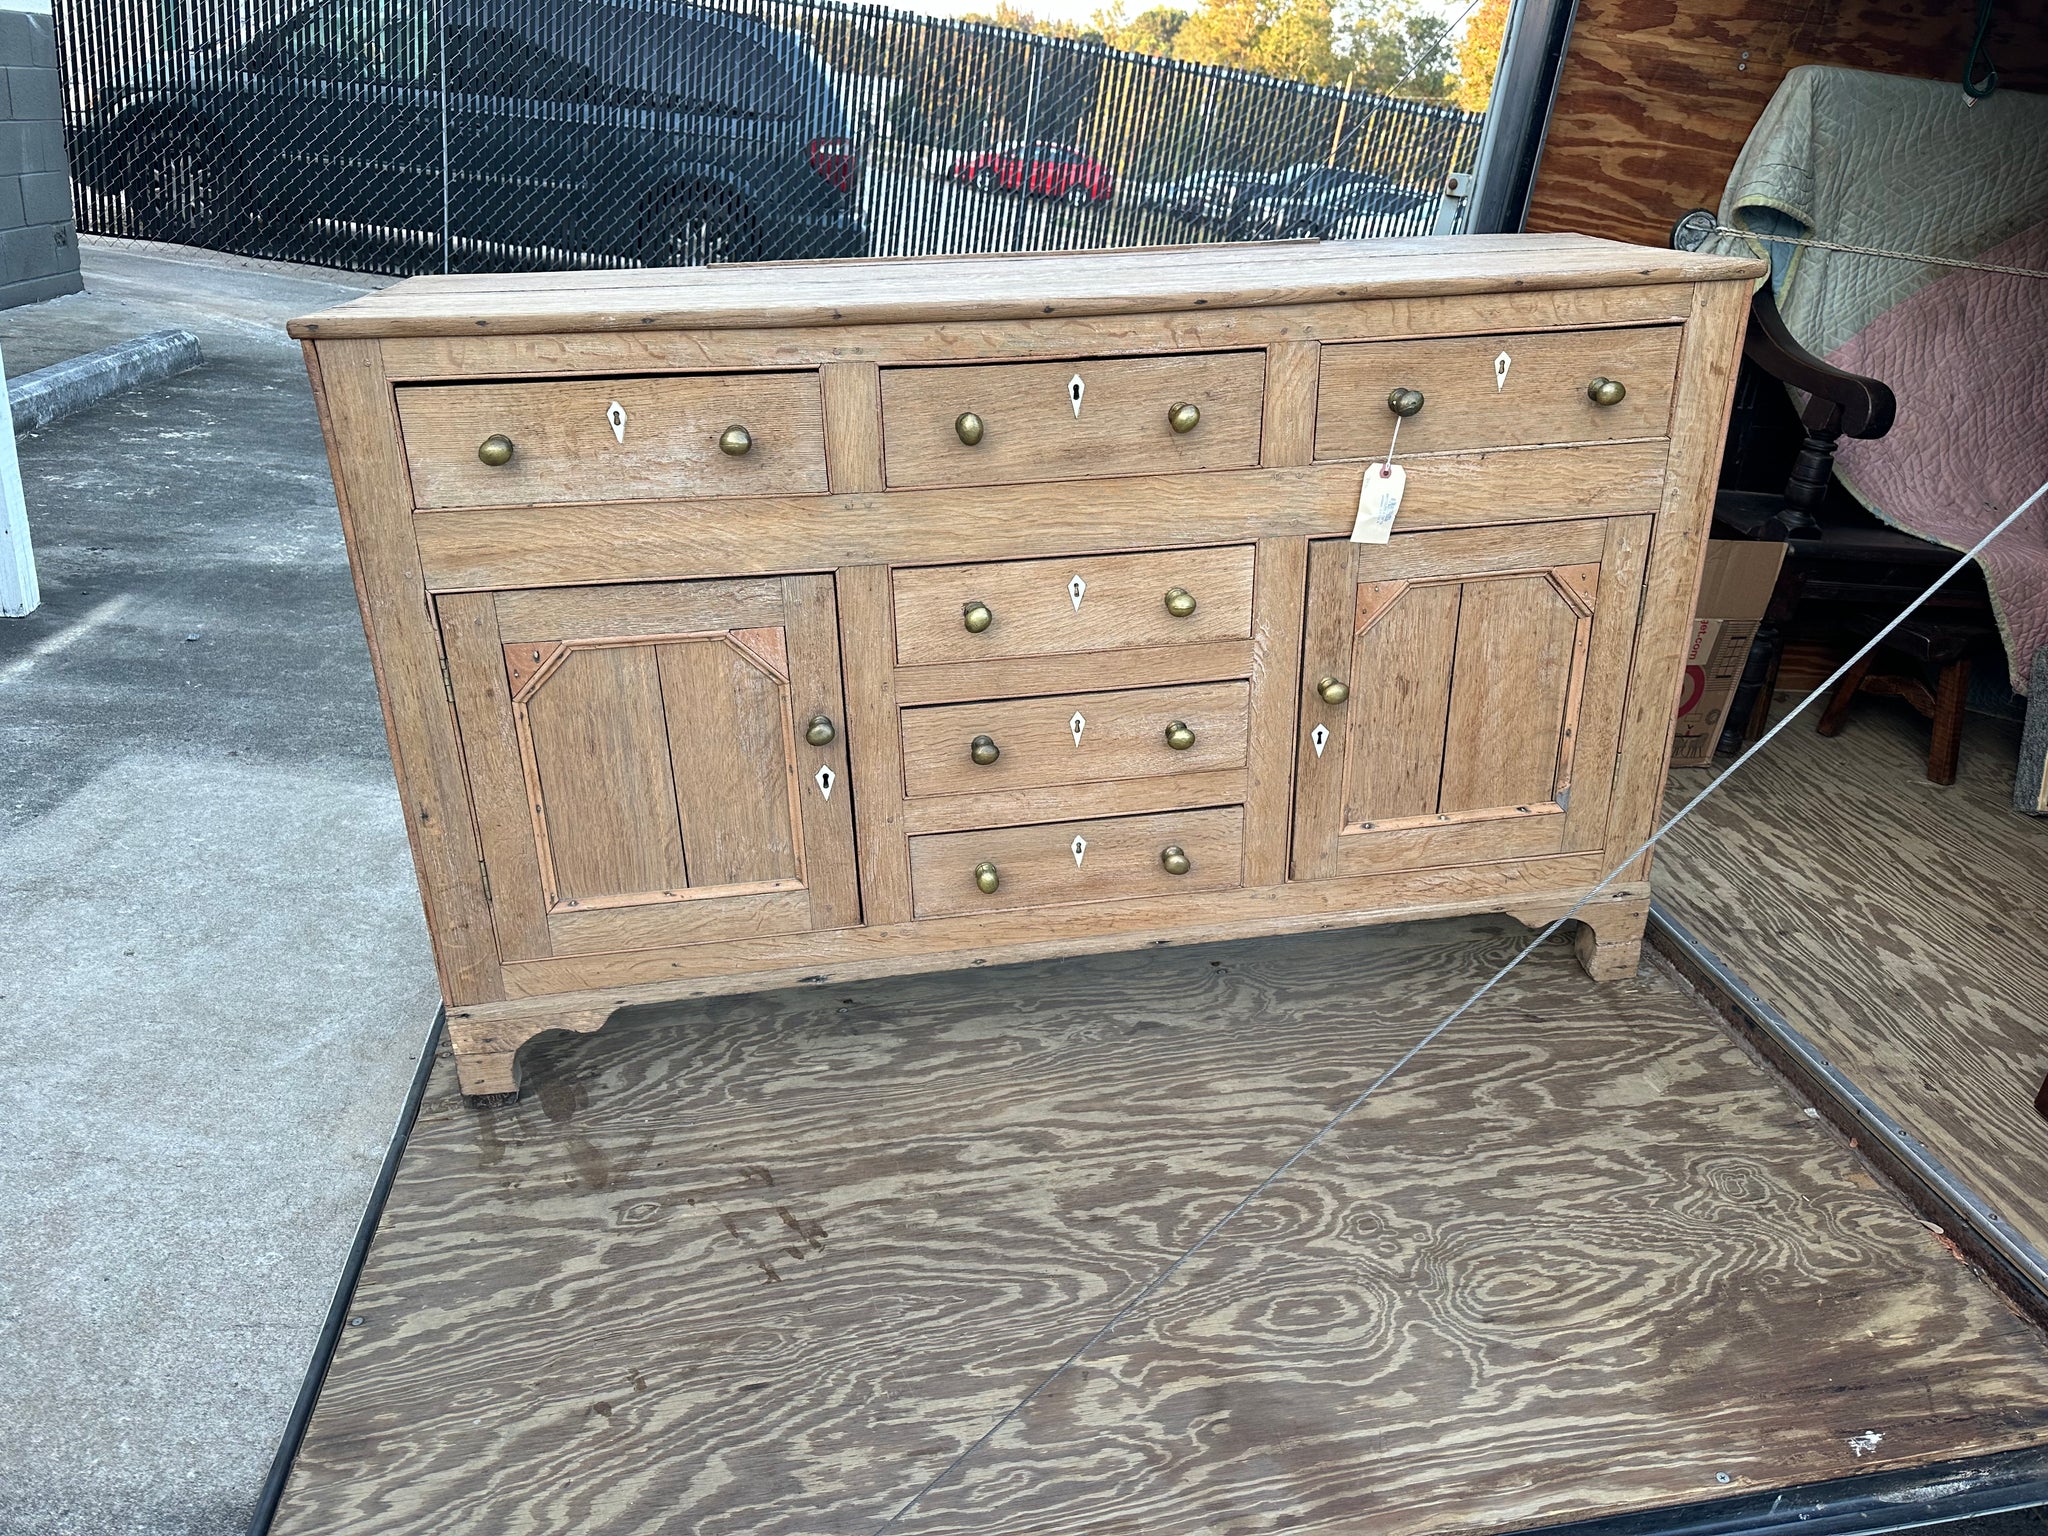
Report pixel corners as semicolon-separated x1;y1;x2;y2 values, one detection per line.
56;0;1484;276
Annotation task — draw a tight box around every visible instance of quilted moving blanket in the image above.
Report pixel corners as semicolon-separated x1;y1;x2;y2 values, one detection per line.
1713;66;2048;690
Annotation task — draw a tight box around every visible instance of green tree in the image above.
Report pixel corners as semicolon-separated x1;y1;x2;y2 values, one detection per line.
959;2;1104;41
1092;2;1191;56
1453;0;1509;111
1170;0;1338;82
1339;0;1455;101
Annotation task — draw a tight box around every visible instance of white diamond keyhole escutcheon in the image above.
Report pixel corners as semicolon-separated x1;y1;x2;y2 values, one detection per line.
1311;723;1330;758
1494;351;1511;392
607;400;627;442
1070;711;1086;747
1068;374;1085;417
1071;834;1087;867
814;764;836;800
1068;574;1086;610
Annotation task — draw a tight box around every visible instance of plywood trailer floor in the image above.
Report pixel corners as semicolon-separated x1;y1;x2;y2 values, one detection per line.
1659;700;2048;1269
268;918;2048;1536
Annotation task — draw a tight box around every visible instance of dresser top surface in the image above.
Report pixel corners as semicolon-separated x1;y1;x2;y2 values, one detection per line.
287;234;1763;341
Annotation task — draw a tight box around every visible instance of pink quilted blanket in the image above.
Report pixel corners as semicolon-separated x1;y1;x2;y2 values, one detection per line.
1830;221;2048;691
1716;68;2048;690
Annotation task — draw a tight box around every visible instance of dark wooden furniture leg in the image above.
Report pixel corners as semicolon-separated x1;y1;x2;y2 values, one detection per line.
1928;655;1969;786
1816;655;1875;738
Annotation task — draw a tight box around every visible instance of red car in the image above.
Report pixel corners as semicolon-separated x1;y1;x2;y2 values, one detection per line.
950;141;1114;205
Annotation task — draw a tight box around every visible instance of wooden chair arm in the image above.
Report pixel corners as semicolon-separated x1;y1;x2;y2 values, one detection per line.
1744;284;1897;440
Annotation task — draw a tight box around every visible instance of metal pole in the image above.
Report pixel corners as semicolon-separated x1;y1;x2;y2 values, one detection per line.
0;343;39;617
1006;38;1041;251
1326;67;1354;165
438;0;450;273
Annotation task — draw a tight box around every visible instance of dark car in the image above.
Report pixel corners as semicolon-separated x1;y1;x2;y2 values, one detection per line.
950;142;1114;206
1230;167;1432;240
72;0;868;266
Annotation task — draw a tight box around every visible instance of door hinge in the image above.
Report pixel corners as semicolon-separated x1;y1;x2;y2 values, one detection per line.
440;654;456;704
478;860;491;900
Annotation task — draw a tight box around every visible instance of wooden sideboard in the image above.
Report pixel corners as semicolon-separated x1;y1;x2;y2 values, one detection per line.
291;236;1762;1096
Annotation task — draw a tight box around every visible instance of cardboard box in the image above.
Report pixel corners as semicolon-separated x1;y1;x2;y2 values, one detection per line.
1671;540;1787;767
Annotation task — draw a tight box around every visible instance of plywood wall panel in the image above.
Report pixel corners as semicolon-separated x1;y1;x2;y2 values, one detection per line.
1527;0;2048;247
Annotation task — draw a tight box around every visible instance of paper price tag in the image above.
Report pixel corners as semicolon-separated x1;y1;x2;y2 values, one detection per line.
1351;463;1406;544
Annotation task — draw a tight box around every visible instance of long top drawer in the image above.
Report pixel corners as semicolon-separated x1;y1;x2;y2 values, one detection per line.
396;372;827;509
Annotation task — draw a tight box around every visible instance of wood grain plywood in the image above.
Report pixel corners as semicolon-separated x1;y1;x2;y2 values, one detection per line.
1658;700;2048;1263
1527;0;2048;247
272;923;2048;1534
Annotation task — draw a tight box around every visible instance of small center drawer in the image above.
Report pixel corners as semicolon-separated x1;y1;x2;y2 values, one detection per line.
892;546;1256;666
396;372;827;510
909;806;1244;918
879;352;1264;489
1314;326;1680;460
901;681;1249;800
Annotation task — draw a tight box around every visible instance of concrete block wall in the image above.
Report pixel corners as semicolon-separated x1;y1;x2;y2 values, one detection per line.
0;0;81;310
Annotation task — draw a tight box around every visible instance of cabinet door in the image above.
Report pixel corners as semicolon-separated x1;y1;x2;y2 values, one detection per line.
437;575;859;962
1292;518;1649;880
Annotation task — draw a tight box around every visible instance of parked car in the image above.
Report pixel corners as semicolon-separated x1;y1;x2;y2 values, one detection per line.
949;142;1114;206
1230;167;1433;239
71;0;869;266
1137;162;1341;230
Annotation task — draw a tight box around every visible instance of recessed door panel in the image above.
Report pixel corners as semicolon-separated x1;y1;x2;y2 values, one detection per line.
1437;574;1583;816
438;575;858;965
1293;518;1649;881
524;644;689;905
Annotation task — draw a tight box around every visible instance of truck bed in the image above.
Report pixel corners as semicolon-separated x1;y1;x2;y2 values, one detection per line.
267;916;2048;1535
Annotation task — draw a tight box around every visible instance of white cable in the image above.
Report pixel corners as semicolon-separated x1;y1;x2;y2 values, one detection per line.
874;474;2048;1532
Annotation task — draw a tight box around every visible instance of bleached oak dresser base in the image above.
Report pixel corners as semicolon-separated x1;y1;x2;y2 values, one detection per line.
291;236;1761;1096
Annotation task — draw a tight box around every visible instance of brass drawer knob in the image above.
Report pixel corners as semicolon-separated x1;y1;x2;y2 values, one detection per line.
962;600;993;633
974;860;1001;894
1386;387;1425;418
1164;720;1195;751
1317;674;1350;705
477;433;514;467
804;715;836;747
1587;377;1627;407
1167;401;1200;434
969;734;1000;765
1164;586;1197;619
719;425;752;456
1160;845;1192;876
955;411;984;446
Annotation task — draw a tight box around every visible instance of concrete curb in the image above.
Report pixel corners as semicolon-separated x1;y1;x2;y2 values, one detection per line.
7;328;205;432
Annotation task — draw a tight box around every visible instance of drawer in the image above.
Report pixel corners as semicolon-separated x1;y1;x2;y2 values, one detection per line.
901;681;1249;800
396;372;827;510
879;352;1264;489
1314;327;1680;460
893;546;1256;666
909;806;1243;918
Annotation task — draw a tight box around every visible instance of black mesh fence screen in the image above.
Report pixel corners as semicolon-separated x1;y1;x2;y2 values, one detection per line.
55;0;1484;276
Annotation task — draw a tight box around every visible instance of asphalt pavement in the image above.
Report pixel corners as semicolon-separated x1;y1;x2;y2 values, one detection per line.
0;237;439;1536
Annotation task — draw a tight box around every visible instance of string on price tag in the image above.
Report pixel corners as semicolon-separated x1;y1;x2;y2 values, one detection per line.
1350;413;1407;544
